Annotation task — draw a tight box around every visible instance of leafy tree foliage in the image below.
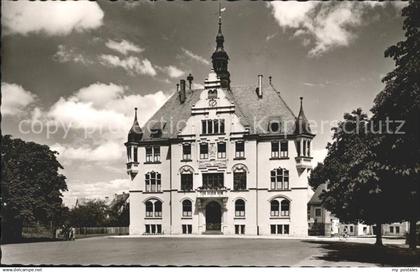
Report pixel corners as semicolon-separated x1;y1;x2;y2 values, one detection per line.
309;110;391;245
371;1;420;249
69;199;108;227
310;1;420;248
1;135;67;242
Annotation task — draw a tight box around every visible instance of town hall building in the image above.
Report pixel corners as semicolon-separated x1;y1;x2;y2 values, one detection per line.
125;12;315;236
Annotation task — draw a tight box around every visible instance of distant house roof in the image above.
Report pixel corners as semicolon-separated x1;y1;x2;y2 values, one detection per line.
139;84;298;141
308;183;327;205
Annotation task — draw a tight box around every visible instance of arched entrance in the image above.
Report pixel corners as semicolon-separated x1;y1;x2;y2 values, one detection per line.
205;201;222;231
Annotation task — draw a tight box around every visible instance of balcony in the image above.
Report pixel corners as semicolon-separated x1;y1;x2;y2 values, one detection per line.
126;162;140;174
196;187;229;199
295;156;313;170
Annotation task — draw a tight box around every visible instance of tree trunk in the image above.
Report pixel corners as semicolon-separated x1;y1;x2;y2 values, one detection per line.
375;223;383;246
409;219;417;250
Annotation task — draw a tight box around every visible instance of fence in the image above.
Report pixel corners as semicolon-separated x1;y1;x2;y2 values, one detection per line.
75;227;129;236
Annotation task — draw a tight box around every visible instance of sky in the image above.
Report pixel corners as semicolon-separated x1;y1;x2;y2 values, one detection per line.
1;1;406;206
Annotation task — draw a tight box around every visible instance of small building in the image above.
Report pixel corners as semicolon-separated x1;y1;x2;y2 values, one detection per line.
308;184;339;236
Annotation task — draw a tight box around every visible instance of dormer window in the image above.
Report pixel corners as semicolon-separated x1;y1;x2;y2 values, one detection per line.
208;89;217;99
269;121;280;133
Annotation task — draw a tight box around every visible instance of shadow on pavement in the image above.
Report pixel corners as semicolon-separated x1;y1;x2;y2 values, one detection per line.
303;240;420;266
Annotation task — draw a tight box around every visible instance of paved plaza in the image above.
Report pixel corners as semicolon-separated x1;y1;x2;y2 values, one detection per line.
1;236;417;266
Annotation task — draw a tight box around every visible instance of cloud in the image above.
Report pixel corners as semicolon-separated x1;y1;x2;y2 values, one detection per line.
2;1;104;36
156;65;185;78
44;82;169;135
267;2;399;56
99;54;157;76
53;45;91;65
62;178;129;207
52;142;124;162
1;82;37;115
105;39;144;55
181;48;210;65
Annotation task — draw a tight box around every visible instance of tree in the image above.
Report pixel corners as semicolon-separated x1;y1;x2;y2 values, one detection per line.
309;109;392;246
106;194;129;227
69;199;108;227
1;135;67;242
371;1;420;250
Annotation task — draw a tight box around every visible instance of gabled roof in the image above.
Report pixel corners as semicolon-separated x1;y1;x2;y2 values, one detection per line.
308;183;327;205
140;84;298;141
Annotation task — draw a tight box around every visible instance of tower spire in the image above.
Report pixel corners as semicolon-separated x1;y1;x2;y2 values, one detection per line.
218;2;222;34
212;2;230;89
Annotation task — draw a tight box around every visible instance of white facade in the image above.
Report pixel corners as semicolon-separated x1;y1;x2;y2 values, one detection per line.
125;71;314;237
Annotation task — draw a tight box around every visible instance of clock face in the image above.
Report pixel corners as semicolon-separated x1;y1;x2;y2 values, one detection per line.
209;99;217;107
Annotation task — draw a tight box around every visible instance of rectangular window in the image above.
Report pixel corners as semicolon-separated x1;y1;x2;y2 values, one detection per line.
270;168;289;190
315;208;322;217
133;147;138;162
220;119;225;134
283;225;289;234
146;146;160;162
202;120;207;134
182;224;192;234
235;141;245;158
208;120;213;134
217;142;226;159
157;224;162;234
233;172;247;191
271;225;276;234
271;142;279;158
200;143;209;159
181;174;193;191
214;120;219;134
280;141;288;157
350;226;354;233
235;225;245;235
154;146;160;162
271;224;289;235
202;173;224;189
146;147;153;162
145;224;150;234
277;224;283;234
182;144;191;160
303;140;307;157
202;119;225;135
307;141;311;157
390;226;394;233
395;226;400;234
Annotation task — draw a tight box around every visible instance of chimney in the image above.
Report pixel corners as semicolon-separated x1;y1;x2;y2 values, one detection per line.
187;73;194;90
179;79;186;103
256;74;263;98
269;76;272;85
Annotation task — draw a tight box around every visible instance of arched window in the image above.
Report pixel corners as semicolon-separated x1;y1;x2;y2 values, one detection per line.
235;199;245;217
270;200;280;216
145;171;161;192
154;200;162;217
145;199;162;218
281;200;290;216
270;168;289;190
182;200;192;217
145;201;153;217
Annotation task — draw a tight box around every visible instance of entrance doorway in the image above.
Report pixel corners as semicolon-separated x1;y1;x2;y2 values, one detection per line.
205;201;222;231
